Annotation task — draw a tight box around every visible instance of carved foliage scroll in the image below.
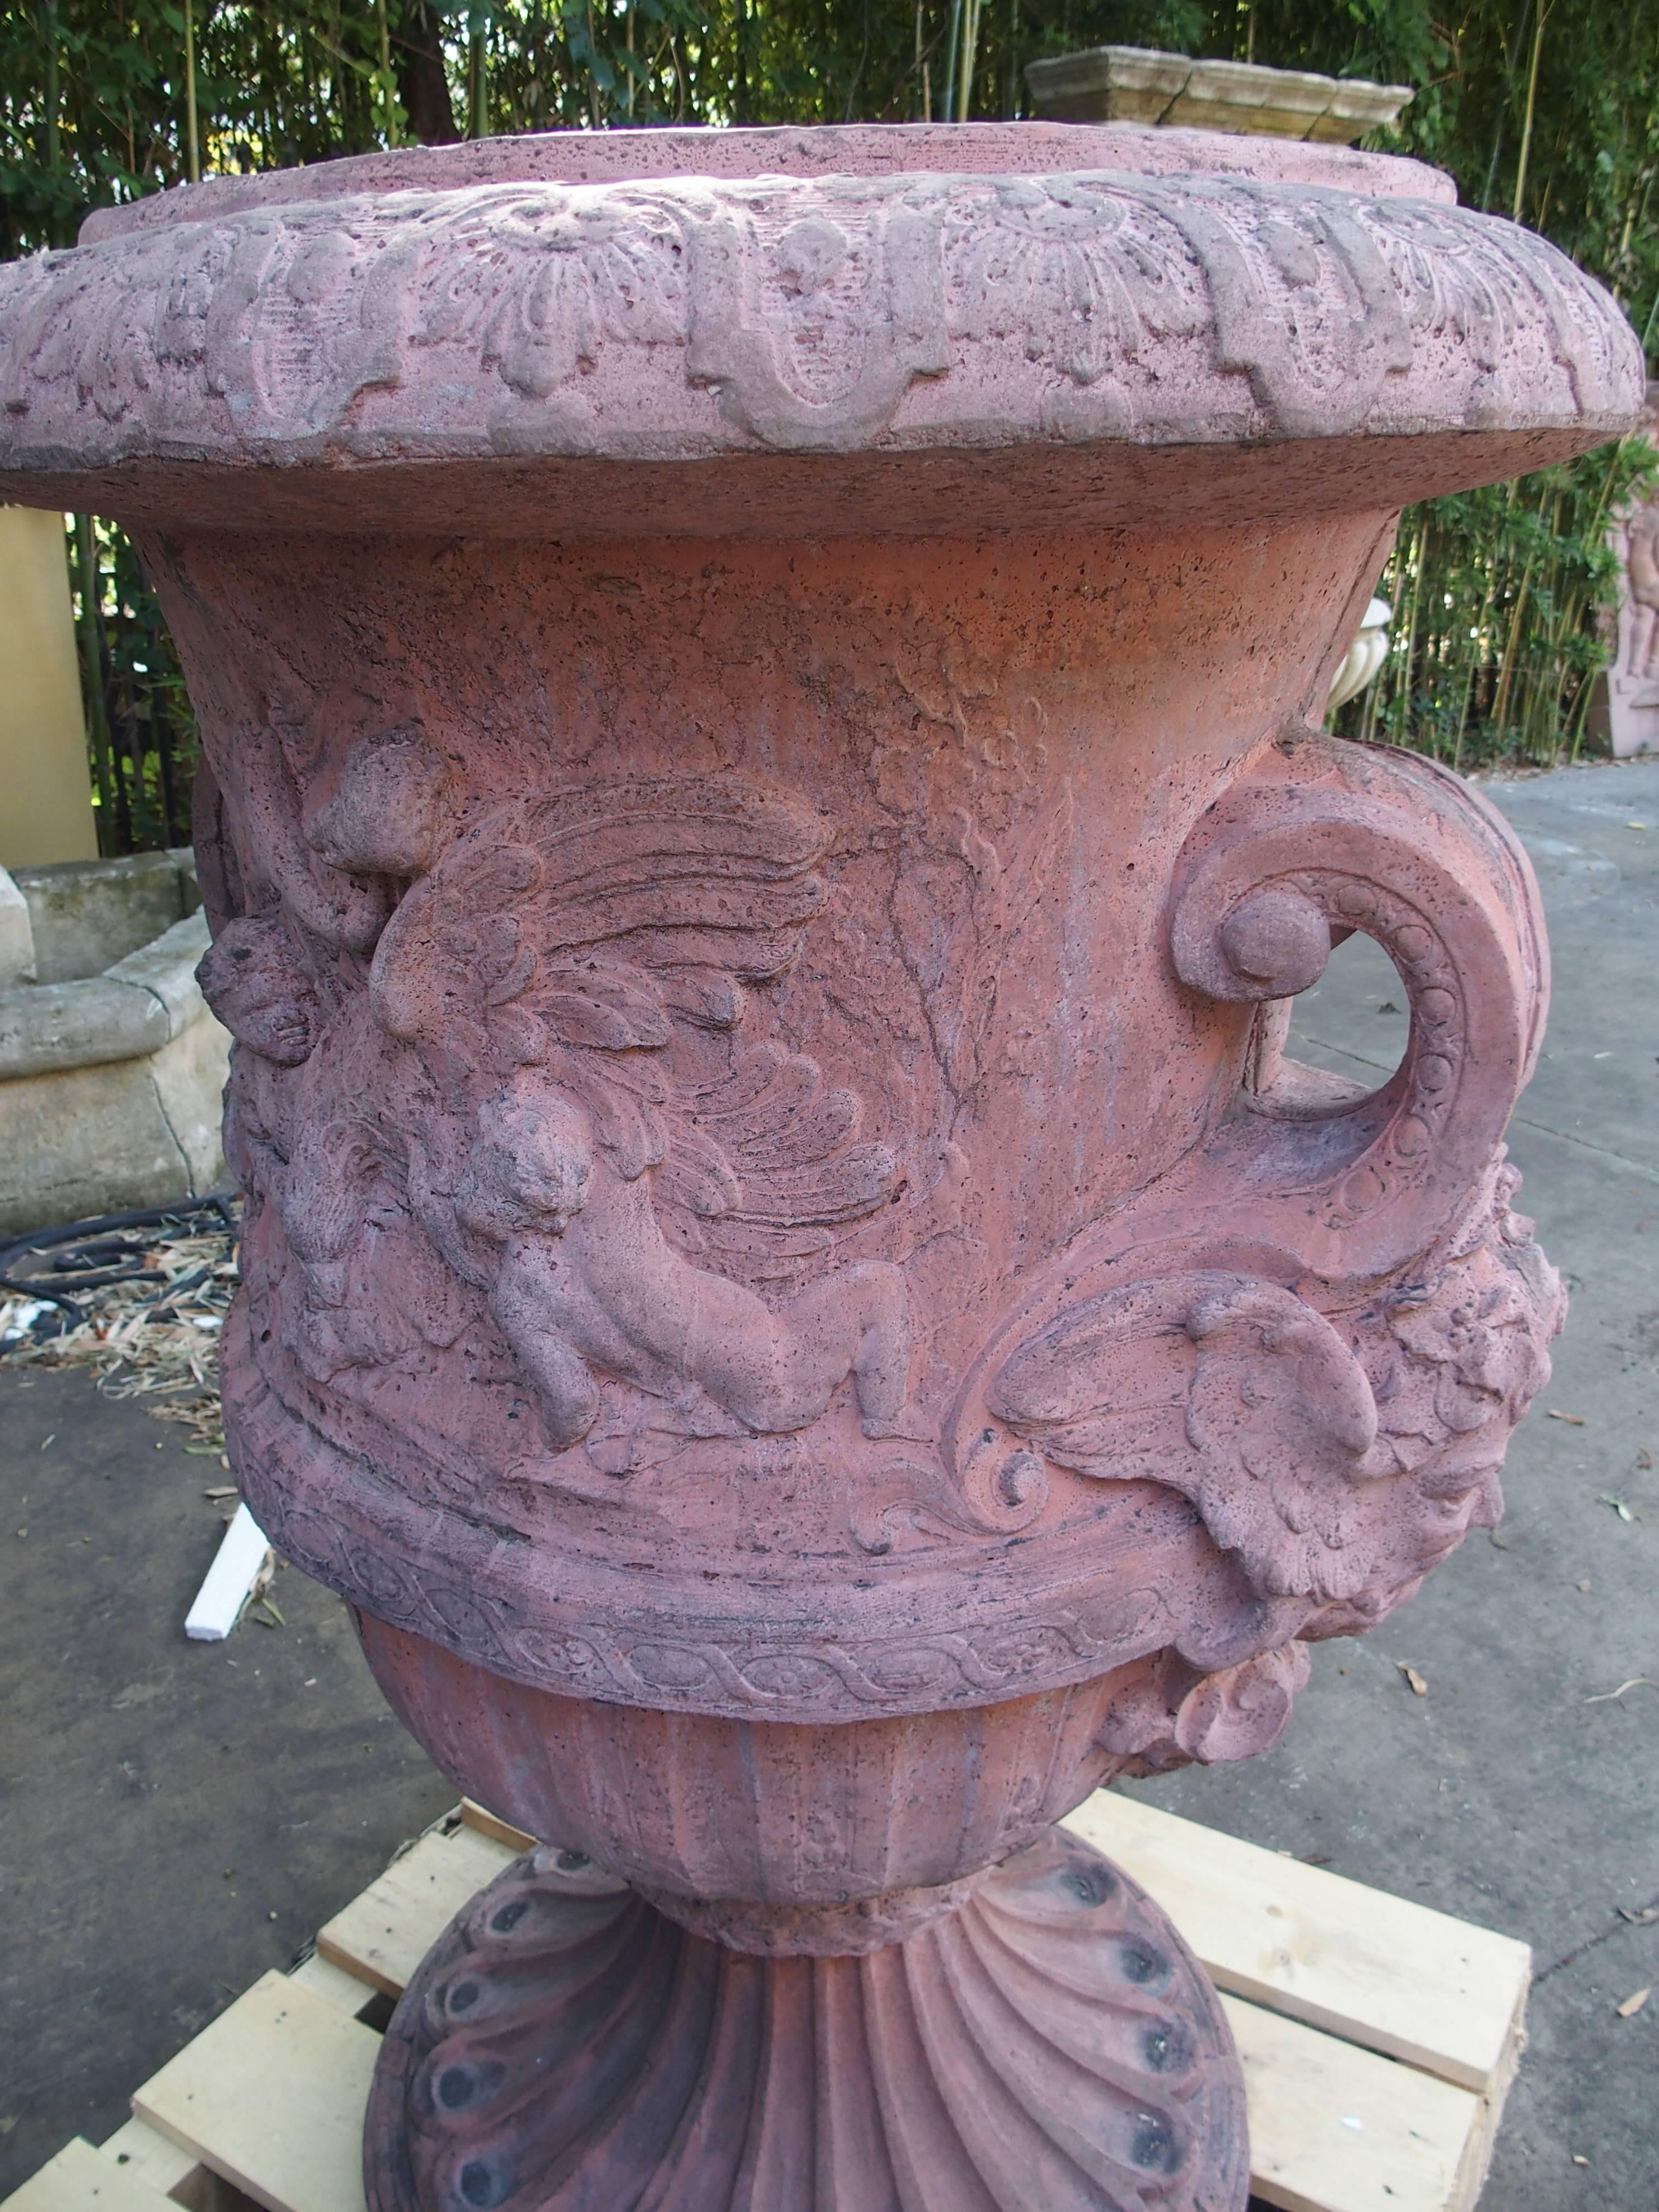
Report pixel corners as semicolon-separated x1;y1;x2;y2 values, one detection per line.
0;172;1640;468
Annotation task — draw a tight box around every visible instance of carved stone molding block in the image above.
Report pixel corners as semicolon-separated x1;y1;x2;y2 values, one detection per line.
1607;429;1659;758
1;120;1635;2210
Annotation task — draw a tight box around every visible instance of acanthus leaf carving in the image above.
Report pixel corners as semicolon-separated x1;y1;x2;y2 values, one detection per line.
1095;1640;1313;1772
0;167;1641;477
1362;196;1635;421
410;187;687;430
987;1272;1384;1604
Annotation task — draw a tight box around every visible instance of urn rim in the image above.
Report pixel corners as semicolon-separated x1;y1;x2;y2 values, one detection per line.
0;122;1641;538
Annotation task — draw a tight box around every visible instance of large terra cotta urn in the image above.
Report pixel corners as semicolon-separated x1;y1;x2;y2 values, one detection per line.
0;118;1641;2211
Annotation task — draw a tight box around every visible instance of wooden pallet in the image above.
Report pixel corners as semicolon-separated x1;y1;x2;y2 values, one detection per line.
2;1794;1529;2212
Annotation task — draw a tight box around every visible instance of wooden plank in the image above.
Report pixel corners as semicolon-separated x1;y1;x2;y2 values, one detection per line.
2;2141;178;2212
3;1795;1521;2212
131;1975;377;2212
98;2119;203;2198
1227;1994;1479;2212
1446;1996;1529;2212
316;1826;517;1999
459;1801;536;1855
287;1953;387;2018
1066;1792;1529;2093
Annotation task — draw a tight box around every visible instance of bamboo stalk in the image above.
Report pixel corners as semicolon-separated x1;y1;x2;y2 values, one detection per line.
957;0;981;125
470;6;489;139
376;0;400;145
41;0;60;183
1397;512;1429;753
182;0;200;183
1451;567;1495;772
1512;0;1550;224
1488;550;1536;750
1566;632;1601;763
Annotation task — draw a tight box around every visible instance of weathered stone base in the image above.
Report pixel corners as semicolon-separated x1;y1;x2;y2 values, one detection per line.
0;1001;229;1234
0;862;229;1234
365;1825;1248;2212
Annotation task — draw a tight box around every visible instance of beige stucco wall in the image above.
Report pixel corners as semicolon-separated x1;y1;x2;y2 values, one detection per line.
0;506;98;869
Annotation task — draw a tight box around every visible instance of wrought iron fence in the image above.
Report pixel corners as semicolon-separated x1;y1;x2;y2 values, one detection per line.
66;515;198;856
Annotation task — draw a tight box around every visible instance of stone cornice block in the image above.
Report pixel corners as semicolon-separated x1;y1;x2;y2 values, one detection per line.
0;911;209;1076
105;910;213;1040
0;974;168;1077
1025;46;1415;145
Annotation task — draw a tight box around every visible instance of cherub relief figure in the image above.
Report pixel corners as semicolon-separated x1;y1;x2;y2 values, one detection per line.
197;911;320;1067
454;1069;920;1451
301;725;455;882
355;774;924;1458
200;744;922;1465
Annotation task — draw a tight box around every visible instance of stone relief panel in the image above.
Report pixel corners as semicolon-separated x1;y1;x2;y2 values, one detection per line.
1607;450;1659;758
0;169;1640;473
163;522;1561;1736
200;759;934;1492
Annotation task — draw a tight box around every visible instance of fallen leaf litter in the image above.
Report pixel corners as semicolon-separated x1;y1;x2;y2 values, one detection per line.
0;1200;239;1500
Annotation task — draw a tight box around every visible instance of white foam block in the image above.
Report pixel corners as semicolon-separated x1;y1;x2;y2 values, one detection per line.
184;1502;271;1642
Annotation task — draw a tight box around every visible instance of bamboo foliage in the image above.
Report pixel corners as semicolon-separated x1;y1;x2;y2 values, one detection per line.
1343;441;1659;769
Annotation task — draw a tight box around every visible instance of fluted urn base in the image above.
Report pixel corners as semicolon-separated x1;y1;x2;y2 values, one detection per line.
363;1824;1246;2212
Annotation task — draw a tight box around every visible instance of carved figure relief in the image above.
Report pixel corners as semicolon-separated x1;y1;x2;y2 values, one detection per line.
455;1069;920;1451
1623;501;1659;677
1096;1642;1313;1772
200;763;928;1486
989;1273;1386;1604
981;1166;1559;1622
1608;447;1659;757
191;663;1565;1745
121;156;1575;1754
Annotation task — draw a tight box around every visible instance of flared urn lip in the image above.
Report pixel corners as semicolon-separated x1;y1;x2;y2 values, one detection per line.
0;119;1642;537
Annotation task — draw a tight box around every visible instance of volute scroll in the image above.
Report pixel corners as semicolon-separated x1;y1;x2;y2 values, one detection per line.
1168;732;1548;1280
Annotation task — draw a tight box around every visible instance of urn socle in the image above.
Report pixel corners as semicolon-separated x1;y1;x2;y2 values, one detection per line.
1;119;1638;2210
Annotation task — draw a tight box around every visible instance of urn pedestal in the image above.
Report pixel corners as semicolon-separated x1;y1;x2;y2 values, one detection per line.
1;120;1639;2211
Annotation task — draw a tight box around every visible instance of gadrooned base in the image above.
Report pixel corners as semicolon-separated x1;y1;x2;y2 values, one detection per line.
363;1825;1248;2212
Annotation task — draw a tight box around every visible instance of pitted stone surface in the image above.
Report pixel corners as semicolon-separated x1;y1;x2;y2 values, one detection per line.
0;119;1634;2212
0;129;1639;522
